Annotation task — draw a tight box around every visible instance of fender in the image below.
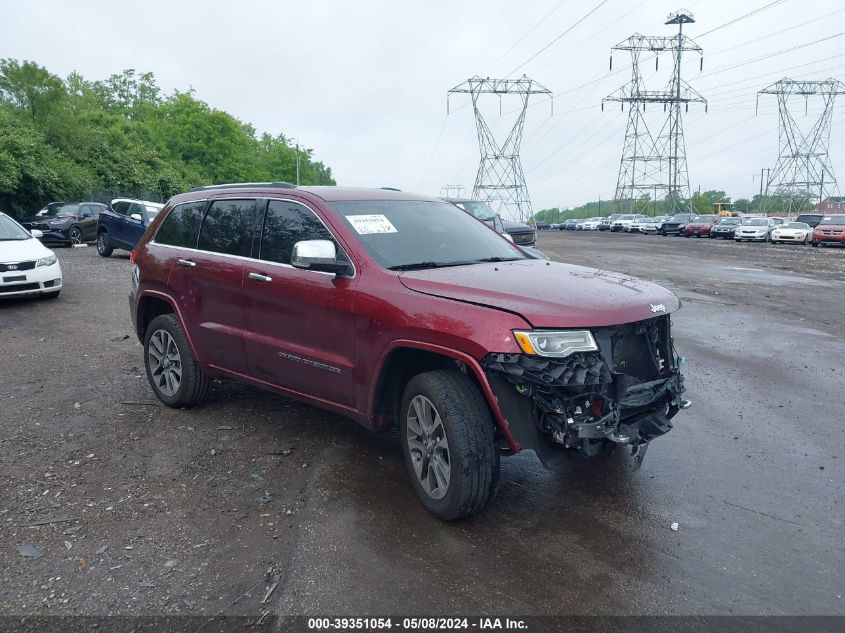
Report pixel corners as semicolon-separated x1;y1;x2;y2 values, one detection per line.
370;339;520;452
135;289;200;361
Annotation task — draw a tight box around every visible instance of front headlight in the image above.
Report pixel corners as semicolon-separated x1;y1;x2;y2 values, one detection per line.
36;254;57;267
513;329;598;358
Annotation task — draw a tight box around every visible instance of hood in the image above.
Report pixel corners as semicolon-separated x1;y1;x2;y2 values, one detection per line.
0;237;53;262
22;214;75;223
398;259;680;328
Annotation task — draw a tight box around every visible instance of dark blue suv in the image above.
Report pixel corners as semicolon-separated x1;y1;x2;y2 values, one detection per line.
96;198;164;256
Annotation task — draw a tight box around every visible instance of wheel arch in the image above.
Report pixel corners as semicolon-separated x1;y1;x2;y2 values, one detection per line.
369;340;519;452
135;291;199;361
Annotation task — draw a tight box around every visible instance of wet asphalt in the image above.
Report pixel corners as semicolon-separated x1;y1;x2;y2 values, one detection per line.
1;233;843;619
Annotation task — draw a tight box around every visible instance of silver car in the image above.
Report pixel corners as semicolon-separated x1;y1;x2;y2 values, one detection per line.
734;217;783;242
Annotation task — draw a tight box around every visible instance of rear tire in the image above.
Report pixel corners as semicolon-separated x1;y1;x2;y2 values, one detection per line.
144;314;209;408
97;231;113;257
400;370;499;520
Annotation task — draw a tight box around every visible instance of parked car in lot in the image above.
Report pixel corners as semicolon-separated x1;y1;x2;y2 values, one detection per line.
579;217;603;230
444;198;537;247
681;215;718;237
130;184;688;520
639;216;667;234
598;214;621;231
0;212;62;299
771;222;812;245
709;217;743;239
561;218;579;231
811;215;845;247
795;213;823;228
21;202;106;246
610;214;643;232
659;213;693;236
628;217;651;233
97;198;164;256
734;217;783;242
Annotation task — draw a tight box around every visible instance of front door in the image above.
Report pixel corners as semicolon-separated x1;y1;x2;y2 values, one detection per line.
242;198;358;406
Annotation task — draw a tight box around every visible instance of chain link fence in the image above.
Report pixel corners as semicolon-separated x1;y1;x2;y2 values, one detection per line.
87;189;167;206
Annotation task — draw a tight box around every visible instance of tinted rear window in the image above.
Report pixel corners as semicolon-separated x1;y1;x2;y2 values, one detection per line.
154;201;206;248
197;199;258;256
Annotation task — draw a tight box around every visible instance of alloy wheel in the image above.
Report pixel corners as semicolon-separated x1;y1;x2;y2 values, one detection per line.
147;329;182;397
70;227;83;245
97;233;107;253
406;395;451;500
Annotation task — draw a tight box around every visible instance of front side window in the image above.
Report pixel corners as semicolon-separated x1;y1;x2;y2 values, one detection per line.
259;200;335;265
112;202;129;216
197;199;258;257
328;200;525;270
155;201;206;248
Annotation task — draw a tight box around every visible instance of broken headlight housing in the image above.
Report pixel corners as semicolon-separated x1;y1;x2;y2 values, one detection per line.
513;329;598;358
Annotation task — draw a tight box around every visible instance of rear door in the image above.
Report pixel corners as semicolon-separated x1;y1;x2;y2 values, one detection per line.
108;201;130;246
165;198;259;375
242;198;358;406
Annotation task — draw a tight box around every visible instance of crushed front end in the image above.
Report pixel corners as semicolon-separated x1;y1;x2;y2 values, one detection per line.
483;315;686;468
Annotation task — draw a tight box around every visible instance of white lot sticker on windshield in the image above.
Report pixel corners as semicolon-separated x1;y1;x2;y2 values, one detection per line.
347;214;398;235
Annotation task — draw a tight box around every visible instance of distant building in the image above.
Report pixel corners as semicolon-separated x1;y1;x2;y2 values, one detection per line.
816;196;845;212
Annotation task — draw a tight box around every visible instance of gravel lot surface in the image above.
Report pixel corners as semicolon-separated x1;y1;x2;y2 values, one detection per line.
1;233;842;620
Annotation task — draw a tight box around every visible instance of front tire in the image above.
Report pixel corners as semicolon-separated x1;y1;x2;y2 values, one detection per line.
400;370;499;520
96;231;113;257
144;314;209;408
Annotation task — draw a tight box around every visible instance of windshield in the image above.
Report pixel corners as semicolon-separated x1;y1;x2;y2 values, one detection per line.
37;204;79;217
452;200;496;222
329;200;525;270
819;216;845;226
0;215;33;241
743;219;768;226
781;222;809;230
718;218;742;225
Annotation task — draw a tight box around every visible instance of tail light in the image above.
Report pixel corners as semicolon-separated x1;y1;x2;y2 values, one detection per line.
130;250;137;264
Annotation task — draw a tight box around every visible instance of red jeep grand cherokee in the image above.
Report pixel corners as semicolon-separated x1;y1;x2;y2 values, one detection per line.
130;184;687;519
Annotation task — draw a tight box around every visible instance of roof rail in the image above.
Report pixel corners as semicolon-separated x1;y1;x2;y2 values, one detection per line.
189;182;297;192
380;187;402;191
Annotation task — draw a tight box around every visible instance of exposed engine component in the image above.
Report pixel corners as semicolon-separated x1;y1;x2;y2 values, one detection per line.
483;315;686;465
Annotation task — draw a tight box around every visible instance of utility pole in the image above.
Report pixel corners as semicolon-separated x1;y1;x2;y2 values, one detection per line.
448;75;552;223
603;9;706;216
757;78;845;215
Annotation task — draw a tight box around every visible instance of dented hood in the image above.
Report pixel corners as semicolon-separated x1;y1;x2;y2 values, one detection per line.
398;259;680;328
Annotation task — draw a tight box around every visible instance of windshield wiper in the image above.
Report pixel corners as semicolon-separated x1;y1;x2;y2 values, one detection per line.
389;260;481;271
473;256;523;263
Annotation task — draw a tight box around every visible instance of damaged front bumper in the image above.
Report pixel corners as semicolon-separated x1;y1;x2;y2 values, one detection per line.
483;315;686;469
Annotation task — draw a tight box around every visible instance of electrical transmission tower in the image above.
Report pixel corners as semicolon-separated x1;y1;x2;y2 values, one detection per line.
757;78;845;214
448;76;552;223
603;10;706;215
440;185;467;199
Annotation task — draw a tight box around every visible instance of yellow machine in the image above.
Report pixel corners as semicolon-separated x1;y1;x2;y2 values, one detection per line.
714;202;735;217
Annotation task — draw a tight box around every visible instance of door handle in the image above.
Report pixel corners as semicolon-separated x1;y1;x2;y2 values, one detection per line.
248;272;273;283
176;258;196;268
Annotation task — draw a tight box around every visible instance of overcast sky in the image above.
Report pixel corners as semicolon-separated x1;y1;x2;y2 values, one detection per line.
2;0;844;213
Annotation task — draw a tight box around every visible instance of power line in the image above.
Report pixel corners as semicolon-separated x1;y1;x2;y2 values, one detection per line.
694;0;787;38
484;0;570;74
506;0;609;77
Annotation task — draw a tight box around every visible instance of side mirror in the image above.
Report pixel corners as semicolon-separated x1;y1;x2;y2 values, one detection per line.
291;240;351;275
130;213;143;221
31;229;44;239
